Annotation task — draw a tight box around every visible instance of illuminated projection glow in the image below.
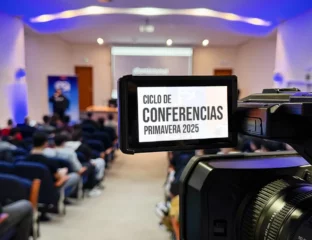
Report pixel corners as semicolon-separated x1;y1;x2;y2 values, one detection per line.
30;6;271;26
111;47;193;92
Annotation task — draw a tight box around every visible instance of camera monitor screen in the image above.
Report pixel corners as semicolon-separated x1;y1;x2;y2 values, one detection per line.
118;75;237;154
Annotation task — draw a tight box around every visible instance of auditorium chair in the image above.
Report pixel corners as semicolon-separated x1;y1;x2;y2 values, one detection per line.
92;132;114;163
48;157;87;200
86;139;104;153
15;162;68;218
16;125;36;139
12;148;28;157
92;132;112;150
81;124;96;134
0;162;14;175
0;173;41;240
13;156;26;163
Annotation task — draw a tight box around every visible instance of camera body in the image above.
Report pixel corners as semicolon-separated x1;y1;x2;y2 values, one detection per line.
180;152;312;240
118;75;312;240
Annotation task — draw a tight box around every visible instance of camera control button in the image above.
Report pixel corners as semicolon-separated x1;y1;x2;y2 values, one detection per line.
213;220;227;236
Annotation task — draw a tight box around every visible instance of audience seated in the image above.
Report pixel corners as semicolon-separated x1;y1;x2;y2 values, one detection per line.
8;128;27;150
97;118;117;142
105;114;118;134
0;200;33;240
25;132;80;197
1;119;14;138
65;130;105;194
43;134;99;195
82;112;98;129
37;115;55;134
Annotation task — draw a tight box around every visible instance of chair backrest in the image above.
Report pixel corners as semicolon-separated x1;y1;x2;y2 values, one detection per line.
0;173;32;206
86;139;104;152
14;155;27;163
48;157;73;173
76;151;87;163
12;147;28;157
15;162;59;205
82;124;96;134
16;125;36;139
92;132;112;149
0;161;15;174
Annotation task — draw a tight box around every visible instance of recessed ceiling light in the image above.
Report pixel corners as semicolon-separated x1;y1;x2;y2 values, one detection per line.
97;38;104;45
166;39;173;46
202;39;209;46
98;0;112;2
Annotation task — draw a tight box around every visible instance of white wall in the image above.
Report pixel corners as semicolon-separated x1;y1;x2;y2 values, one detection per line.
0;13;25;125
25;32;73;121
71;45;112;106
236;39;276;98
275;10;312;83
193;47;237;75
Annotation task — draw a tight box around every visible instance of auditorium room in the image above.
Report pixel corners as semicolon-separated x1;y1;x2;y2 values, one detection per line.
0;1;312;240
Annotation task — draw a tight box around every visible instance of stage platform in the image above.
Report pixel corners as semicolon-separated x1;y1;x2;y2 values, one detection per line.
82;106;118;120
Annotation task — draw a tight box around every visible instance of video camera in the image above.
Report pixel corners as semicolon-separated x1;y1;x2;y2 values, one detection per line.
118;75;312;240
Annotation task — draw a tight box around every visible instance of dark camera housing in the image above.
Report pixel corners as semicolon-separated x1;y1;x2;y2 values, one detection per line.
118;75;238;154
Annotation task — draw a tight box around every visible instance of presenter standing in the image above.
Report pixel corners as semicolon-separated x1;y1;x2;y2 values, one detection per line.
49;89;69;120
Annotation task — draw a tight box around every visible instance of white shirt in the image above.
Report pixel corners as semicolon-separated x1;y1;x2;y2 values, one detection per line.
43;147;82;172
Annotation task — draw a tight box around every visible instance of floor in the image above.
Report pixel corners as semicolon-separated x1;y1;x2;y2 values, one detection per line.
41;151;170;240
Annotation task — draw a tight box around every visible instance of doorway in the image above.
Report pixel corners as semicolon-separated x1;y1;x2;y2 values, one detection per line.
75;66;93;111
214;69;233;76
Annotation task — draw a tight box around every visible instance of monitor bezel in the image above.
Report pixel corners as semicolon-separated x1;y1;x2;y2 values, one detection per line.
118;75;237;154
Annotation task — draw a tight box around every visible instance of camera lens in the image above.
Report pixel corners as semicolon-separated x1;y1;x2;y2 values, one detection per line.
242;178;312;240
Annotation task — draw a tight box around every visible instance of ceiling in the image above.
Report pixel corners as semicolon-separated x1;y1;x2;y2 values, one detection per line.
1;0;312;46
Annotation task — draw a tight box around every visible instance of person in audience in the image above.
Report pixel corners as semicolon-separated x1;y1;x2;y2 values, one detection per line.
105;114;118;134
0;200;33;240
43;134;100;196
98;117;117;143
169;151;195;197
65;130;105;189
37;115;55;133
82;112;98;129
1;119;14;137
8;128;26;149
26;131;80;195
0;138;17;152
49;89;69;121
24;117;30;126
44;134;83;172
62;115;72;133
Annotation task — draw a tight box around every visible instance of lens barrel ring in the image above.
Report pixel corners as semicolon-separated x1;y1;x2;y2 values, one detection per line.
265;190;312;240
242;179;290;240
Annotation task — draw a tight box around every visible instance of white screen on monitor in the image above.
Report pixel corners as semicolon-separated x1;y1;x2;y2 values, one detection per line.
137;86;228;143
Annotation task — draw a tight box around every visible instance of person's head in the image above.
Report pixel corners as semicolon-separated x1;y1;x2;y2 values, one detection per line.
87;112;93;119
56;89;62;95
24;117;29;125
43;115;50;124
10;127;20;139
54;134;68;147
72;130;82;142
108;114;114;121
98;117;105;126
7;119;13;127
32;131;48;148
